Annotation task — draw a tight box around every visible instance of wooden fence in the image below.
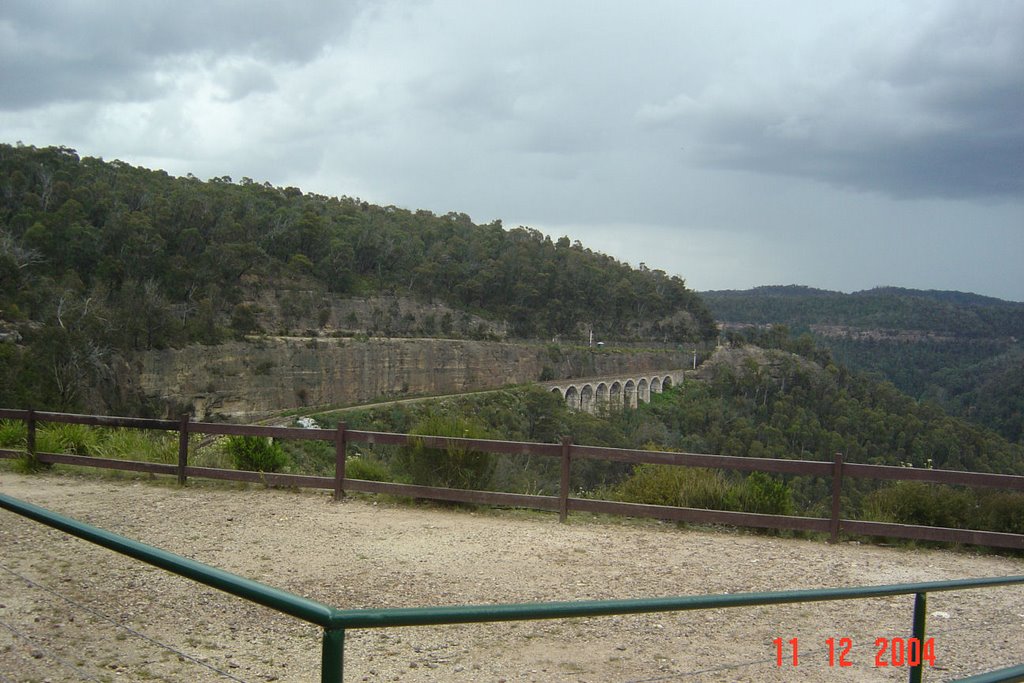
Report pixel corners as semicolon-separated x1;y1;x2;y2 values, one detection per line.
1;408;1022;550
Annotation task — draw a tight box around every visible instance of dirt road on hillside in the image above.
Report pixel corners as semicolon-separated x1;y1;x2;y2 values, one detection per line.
1;472;1021;682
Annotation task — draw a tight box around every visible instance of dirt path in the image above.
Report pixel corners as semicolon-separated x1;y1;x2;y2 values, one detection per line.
1;471;1021;682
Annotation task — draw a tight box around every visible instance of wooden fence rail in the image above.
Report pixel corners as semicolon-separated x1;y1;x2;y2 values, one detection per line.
1;408;1022;549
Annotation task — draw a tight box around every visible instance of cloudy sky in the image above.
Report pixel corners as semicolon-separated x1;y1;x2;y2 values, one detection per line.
2;1;1022;300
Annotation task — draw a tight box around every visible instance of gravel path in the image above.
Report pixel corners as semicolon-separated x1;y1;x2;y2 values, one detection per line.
1;471;1022;682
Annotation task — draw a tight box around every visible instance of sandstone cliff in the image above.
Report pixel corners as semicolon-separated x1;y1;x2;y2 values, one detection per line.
138;338;692;421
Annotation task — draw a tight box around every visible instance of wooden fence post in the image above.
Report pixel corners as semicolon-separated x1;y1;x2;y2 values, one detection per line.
829;452;843;543
177;413;190;487
559;436;572;523
26;408;36;458
334;422;347;501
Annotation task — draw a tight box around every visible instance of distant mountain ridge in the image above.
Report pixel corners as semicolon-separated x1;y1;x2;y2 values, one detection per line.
857;287;1015;307
701;285;1024;444
702;285;1024;338
708;284;1018;306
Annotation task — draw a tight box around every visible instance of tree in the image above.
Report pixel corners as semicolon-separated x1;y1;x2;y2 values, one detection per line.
224;436;288;473
398;413;495;490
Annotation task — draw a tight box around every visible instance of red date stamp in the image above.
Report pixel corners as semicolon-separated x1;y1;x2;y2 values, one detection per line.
773;636;936;668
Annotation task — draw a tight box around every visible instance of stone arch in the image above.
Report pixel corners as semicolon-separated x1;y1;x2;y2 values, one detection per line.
580;384;595;413
663;375;673;390
550;387;563;400
595;382;609;409
638;378;649;403
564;385;580;410
623;380;636;409
609;381;623;409
650;376;662;394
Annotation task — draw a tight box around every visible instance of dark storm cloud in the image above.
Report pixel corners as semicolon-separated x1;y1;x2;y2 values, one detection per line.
0;1;363;110
638;2;1024;200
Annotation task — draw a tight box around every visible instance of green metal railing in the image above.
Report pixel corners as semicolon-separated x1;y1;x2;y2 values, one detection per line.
951;665;1024;683
2;492;1022;682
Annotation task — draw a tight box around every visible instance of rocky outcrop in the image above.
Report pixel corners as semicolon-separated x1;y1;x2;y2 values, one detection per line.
138;337;692;421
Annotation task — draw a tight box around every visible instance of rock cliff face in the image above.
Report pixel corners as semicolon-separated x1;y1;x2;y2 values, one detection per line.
137;338;691;421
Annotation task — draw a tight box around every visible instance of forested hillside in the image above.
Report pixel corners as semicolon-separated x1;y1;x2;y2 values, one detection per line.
0;143;715;412
702;286;1024;444
703;285;1024;337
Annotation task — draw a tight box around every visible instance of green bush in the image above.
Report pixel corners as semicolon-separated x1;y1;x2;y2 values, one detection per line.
224;436;289;473
610;464;732;509
34;429;61;455
862;482;974;529
861;482;1024;536
3;422;104;457
38;423;101;456
282;440;333;476
728;472;794;516
976;491;1024;534
95;429;177;464
14;452;50;473
345;456;392;482
0;420;26;448
397;414;495;490
609;465;794;518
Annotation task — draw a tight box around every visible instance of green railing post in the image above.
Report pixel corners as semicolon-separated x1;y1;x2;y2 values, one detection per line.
322;627;345;683
334;422;347;501
177;413;190;486
559;436;572;523
909;591;927;683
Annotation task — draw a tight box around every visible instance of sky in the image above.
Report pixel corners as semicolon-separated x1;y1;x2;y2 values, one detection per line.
1;1;1022;301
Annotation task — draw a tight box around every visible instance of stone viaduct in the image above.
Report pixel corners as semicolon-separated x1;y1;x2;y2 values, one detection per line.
542;370;685;414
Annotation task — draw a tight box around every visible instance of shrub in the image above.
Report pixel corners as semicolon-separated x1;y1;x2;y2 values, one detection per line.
728;472;794;516
862;482;974;529
279;439;332;475
34;427;74;456
975;491;1024;534
224;436;289;473
398;414;494;490
609;465;794;519
610;464;732;509
345;456;392;482
0;420;26;448
95;429;177;464
0;420;53;472
14;452;50;473
229;303;262;338
38;423;101;456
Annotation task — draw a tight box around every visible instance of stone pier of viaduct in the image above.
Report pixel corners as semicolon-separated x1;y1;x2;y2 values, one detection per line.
543;370;685;413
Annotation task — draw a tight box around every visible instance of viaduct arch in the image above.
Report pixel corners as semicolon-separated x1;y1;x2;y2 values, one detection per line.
543;370;685;413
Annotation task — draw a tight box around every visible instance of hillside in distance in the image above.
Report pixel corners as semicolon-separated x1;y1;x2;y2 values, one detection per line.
0;143;715;413
703;285;1024;336
701;285;1024;443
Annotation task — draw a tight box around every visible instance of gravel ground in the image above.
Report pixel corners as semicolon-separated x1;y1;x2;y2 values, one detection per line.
1;471;1022;683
